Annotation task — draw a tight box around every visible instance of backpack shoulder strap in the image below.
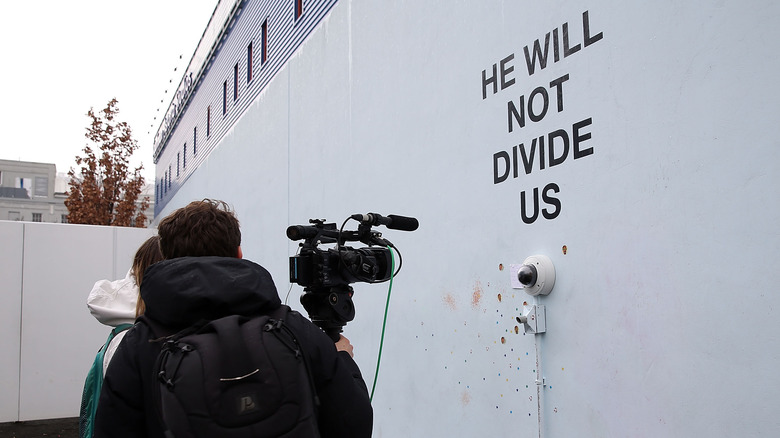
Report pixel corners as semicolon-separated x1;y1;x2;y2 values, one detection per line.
78;323;134;438
98;323;133;363
107;323;133;345
264;306;321;413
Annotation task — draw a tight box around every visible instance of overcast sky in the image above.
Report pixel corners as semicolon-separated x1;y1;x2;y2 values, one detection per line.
0;1;219;182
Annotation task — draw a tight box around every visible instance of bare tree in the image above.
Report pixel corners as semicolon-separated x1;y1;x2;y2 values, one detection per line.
65;98;150;227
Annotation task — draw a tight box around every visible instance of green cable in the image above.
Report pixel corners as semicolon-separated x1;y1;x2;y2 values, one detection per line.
369;245;394;402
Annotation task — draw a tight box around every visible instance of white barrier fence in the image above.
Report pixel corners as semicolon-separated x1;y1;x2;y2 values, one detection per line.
0;221;155;422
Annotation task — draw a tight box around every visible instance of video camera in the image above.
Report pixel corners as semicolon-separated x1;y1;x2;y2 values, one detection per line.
287;213;418;340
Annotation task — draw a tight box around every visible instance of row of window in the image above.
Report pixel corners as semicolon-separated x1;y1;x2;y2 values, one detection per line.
224;21;268;115
157;1;298;203
0;175;50;198
6;211;67;223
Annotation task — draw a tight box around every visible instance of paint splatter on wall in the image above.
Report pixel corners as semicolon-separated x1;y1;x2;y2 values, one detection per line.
443;293;457;310
472;281;483;308
414;268;543;423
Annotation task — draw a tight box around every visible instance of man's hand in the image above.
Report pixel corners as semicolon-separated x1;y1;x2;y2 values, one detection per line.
335;334;354;357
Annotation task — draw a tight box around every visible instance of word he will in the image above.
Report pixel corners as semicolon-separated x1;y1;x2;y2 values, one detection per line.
480;10;603;224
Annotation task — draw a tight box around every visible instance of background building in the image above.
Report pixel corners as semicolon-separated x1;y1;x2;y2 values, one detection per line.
0;159;155;226
0;159;68;223
152;0;338;214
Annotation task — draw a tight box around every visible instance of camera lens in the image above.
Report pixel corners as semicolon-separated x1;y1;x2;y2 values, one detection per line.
517;264;538;287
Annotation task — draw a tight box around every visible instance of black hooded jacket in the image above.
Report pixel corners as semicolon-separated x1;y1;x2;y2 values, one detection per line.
94;257;373;437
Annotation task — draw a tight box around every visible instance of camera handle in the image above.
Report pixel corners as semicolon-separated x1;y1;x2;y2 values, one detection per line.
300;285;356;342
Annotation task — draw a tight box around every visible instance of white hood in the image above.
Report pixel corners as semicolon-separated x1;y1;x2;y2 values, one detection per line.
87;269;139;327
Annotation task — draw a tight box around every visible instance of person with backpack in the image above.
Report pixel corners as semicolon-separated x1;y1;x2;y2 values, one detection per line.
94;199;373;437
80;235;163;438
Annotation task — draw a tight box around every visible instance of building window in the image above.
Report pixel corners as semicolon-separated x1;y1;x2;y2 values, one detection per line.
32;213;42;222
183;144;187;169
261;20;268;64
234;63;239;101
194;126;198;154
177;152;181;178
247;42;253;83
34;177;48;197
15;177;32;198
295;0;304;20
206;107;211;137
9;211;20;221
61;214;68;224
223;81;227;115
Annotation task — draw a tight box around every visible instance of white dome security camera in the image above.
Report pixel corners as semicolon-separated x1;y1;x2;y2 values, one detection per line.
510;255;555;296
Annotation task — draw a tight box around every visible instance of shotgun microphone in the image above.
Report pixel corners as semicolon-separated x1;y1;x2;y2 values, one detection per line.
351;213;419;231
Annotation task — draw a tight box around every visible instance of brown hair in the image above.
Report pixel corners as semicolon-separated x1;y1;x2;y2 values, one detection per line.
157;199;241;260
131;235;164;317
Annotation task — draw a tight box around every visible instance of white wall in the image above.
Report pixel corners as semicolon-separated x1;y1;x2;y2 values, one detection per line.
0;221;155;422
157;0;780;436
0;222;23;422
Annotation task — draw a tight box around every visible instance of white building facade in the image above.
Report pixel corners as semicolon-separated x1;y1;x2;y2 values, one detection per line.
0;159;68;223
0;159;155;227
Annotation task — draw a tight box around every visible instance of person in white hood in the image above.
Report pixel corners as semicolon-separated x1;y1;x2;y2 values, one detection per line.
87;235;163;373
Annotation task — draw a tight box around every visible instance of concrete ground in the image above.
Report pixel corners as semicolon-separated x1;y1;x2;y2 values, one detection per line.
0;418;78;438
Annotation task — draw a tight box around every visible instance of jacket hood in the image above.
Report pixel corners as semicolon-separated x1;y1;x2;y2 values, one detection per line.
87;269;139;327
140;257;281;327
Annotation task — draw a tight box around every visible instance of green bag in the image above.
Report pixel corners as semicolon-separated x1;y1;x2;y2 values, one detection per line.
78;323;132;438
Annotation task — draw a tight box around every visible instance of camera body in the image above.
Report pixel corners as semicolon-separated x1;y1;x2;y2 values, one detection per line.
290;245;392;288
287;215;414;340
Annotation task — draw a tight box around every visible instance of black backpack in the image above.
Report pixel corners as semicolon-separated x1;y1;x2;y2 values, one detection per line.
153;306;320;438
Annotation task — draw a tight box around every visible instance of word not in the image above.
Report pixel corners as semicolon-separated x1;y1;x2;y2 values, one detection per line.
481;10;603;99
507;74;569;133
494;118;593;184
